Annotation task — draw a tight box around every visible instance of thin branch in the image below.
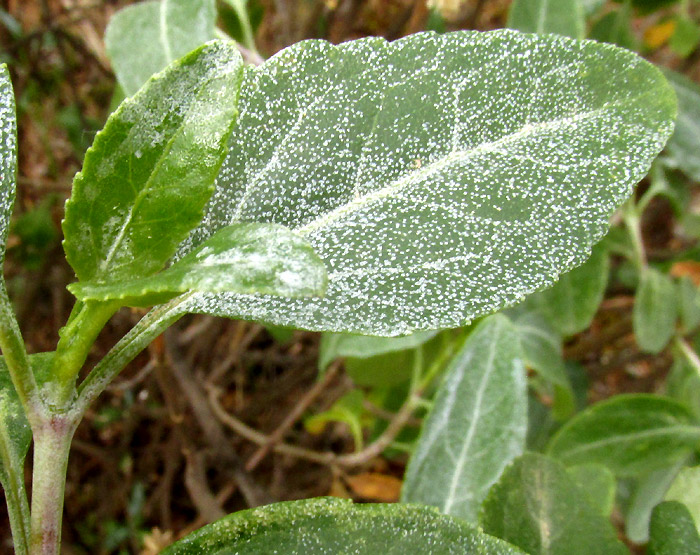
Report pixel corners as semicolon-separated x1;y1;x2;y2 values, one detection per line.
245;361;341;471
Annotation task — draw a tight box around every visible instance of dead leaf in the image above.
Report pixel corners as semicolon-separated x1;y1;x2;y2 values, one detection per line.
671;261;700;285
345;472;402;502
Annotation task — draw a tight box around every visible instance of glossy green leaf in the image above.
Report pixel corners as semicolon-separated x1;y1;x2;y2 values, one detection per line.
67;223;327;307
176;30;675;336
318;330;439;371
507;0;585;39
401;315;527;522
648;501;700;555
633;268;677;354
526;245;609;336
479;453;627;555
663;69;700;182
162;497;525;554
665;466;700;532
547;394;700;477
63;41;244;286
567;463;616;516
105;0;217;96
625;462;685;543
0;64;16;265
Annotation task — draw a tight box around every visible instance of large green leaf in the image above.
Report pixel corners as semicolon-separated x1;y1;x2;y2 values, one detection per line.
401;315;527;522
177;30;675;336
507;0;585;39
566;463;616;517
525;245;609;337
663;69;700;182
67;223;327;306
479;453;627;555
648;501;700;555
547;394;700;477
162;498;524;554
633;267;678;354
105;0;217;97
63;41;244;286
0;64;16;265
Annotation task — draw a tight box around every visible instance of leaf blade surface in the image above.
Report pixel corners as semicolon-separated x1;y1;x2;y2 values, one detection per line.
180;30;676;335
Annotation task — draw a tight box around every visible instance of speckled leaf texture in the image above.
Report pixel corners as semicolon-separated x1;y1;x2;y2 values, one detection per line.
68;223;327;306
178;30;676;336
507;0;585;39
105;0;217;96
63;41;244;286
0;65;16;267
401;315;527;523
162;498;525;554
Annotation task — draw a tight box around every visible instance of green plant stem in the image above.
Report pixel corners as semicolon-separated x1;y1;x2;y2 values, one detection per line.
622;199;647;272
75;294;191;415
50;301;118;408
28;414;77;555
222;0;259;55
0;425;30;555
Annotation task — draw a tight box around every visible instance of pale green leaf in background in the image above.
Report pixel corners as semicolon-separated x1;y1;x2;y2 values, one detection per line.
0;64;16;263
63;41;244;285
665;465;700;533
175;30;675;336
162;498;525;554
678;277;700;333
401;315;527;523
318;330;439;371
547;394;700;477
648;501;700;555
525;245;609;337
633;267;678;354
663;69;700;182
589;3;638;50
566;463;616;516
104;0;217;96
625;462;685;543
67;223;327;307
479;453;627;555
579;0;607;15
507;0;585;39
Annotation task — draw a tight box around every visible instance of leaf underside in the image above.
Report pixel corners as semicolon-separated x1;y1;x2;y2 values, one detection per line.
62;40;244;285
162;497;524;554
68;223;327;306
177;29;675;336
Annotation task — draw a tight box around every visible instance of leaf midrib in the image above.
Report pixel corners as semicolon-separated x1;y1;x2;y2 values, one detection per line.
294;90;657;237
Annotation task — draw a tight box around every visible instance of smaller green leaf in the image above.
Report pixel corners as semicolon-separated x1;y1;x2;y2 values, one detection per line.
579;0;606;15
162;497;524;554
567;463;616;516
526;246;609;337
547;394;700;477
63;40;244;286
665;466;700;532
68;223;327;307
105;0;217;96
0;64;17;266
479;453;627;555
612;0;680;15
625;462;685;544
634;268;677;354
663;69;700;182
305;390;365;450
666;353;700;420
318;331;439;371
507;0;585;38
669;16;700;58
648;501;700;555
401;315;527;523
